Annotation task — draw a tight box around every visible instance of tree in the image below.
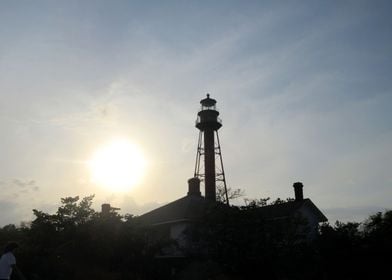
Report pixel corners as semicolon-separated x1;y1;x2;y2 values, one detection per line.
2;193;390;280
55;195;96;228
21;195;169;280
216;186;245;204
183;200;312;280
243;197;294;208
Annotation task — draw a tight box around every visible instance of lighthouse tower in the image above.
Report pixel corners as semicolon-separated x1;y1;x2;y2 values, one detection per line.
194;94;229;204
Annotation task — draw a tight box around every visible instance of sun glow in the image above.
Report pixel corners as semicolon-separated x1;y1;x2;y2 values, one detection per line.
89;139;147;192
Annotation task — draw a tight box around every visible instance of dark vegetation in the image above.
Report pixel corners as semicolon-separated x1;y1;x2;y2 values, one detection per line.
0;195;391;280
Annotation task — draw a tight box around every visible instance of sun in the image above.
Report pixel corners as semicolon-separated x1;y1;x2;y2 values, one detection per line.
89;139;147;192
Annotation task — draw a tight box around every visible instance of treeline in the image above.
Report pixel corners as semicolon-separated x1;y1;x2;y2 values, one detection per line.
0;196;391;280
0;196;170;280
183;203;392;279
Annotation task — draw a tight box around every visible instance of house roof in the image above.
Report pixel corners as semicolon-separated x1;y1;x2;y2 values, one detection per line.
138;195;327;226
254;199;328;222
137;194;213;226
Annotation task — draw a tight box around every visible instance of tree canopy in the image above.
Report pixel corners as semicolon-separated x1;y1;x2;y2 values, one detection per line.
0;195;390;280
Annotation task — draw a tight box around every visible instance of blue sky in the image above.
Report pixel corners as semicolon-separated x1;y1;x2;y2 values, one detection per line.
0;0;391;225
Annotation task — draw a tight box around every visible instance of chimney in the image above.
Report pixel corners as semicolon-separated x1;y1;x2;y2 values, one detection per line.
101;203;111;215
101;203;120;216
293;182;304;201
188;177;201;196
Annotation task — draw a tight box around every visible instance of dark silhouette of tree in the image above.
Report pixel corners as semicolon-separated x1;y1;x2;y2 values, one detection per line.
243;197;294;208
317;211;392;279
0;195;390;280
216;186;245;204
0;195;170;280
183;203;392;280
182;201;315;280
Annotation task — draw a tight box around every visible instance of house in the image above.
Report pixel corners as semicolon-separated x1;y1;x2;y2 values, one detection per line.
253;182;327;239
138;179;327;254
138;177;211;255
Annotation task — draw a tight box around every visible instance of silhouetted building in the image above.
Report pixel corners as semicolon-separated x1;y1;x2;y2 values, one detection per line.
139;94;229;256
252;182;327;239
138;178;212;255
194;94;228;204
138;95;327;256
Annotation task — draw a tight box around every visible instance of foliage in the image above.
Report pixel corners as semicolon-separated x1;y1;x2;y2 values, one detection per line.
317;211;392;279
216;186;245;204
0;195;390;280
0;195;166;280
183;202;314;279
243;197;294;208
184;203;392;280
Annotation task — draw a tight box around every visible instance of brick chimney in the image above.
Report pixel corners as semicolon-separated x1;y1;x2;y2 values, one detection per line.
188;177;201;196
293;182;304;201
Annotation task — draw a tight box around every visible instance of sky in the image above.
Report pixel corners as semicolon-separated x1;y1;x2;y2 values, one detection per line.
0;0;391;226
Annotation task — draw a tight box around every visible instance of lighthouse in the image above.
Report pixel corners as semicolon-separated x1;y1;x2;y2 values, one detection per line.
194;94;228;204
